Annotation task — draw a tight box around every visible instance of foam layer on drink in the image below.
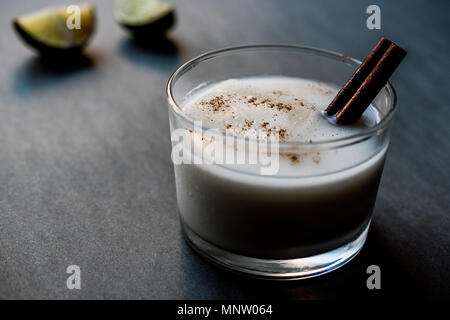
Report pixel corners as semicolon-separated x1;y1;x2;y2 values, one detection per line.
182;76;378;143
180;76;382;176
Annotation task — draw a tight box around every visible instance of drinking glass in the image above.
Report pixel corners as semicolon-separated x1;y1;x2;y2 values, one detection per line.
167;45;396;279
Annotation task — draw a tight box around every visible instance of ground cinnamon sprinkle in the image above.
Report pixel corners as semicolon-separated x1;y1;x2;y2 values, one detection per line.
196;90;320;142
312;152;321;164
243;95;295;112
267;102;293;111
281;152;307;164
200;95;229;112
288;154;300;164
278;128;287;140
247;97;258;105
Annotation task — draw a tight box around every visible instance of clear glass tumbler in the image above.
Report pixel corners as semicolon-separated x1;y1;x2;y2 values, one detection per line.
166;45;396;279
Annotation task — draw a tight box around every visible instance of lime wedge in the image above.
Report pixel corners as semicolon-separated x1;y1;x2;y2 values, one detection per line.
115;0;175;37
13;4;96;55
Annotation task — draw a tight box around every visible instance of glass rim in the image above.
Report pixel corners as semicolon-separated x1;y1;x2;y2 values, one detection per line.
166;44;397;147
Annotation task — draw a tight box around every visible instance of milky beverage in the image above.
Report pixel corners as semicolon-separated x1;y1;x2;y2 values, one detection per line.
175;76;387;259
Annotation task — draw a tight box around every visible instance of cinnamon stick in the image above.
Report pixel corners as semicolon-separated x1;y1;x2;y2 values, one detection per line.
324;37;392;116
335;42;407;124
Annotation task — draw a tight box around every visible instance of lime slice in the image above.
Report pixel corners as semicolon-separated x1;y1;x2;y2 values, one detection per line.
115;0;175;37
13;4;96;55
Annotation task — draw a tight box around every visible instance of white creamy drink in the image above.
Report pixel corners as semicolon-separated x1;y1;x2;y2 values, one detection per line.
173;76;388;259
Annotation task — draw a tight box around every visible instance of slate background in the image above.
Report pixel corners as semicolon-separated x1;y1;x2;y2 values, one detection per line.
0;0;449;299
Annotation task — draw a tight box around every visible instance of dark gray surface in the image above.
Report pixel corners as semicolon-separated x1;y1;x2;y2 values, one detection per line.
0;0;449;299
